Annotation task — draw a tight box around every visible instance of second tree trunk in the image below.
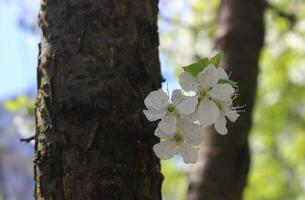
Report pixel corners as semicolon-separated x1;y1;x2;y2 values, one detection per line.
188;0;265;199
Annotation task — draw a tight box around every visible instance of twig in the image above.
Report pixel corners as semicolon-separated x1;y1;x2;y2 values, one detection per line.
265;1;296;28
20;135;35;143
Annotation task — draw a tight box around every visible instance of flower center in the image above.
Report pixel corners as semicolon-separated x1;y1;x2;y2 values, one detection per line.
198;88;208;101
173;132;184;145
166;104;177;116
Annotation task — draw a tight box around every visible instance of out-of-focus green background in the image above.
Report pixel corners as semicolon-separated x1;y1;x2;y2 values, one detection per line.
1;0;305;200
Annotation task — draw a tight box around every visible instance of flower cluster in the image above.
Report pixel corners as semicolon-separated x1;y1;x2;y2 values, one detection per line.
143;54;240;163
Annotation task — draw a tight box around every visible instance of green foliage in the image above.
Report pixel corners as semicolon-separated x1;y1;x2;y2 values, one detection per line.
161;160;188;200
182;58;209;76
209;52;223;67
218;79;237;88
244;5;305;197
3;95;35;114
244;45;305;200
182;52;223;76
160;0;305;200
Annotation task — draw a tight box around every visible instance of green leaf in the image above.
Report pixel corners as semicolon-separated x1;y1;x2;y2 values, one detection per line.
3;95;35;114
182;58;209;76
218;79;237;88
209;52;223;67
182;53;223;76
4;96;26;112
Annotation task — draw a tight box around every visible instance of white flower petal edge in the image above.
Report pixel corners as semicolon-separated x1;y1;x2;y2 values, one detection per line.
218;68;229;79
181;120;204;146
178;143;199;163
154;128;171;139
198;99;220;126
153;141;177;160
212;99;240;135
143;109;166;121
179;71;197;92
158;115;177;136
225;109;240;122
171;89;183;103
183;110;200;123
175;95;198;115
214;115;228;135
144;89;169;110
197;64;219;89
209;84;235;101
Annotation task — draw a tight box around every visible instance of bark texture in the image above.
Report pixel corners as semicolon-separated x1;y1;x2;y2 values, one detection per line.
34;1;163;200
188;0;265;200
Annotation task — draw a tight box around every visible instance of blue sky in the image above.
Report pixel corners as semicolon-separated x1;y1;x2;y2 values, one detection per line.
0;0;39;101
0;0;180;101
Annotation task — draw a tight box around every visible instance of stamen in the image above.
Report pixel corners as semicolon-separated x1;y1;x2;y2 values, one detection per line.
166;83;170;98
174;133;184;144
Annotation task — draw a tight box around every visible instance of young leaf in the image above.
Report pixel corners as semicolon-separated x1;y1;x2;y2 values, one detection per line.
209;52;223;68
182;58;209;76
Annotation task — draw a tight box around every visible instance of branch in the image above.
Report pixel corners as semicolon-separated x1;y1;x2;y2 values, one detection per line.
265;1;296;28
20;135;35;143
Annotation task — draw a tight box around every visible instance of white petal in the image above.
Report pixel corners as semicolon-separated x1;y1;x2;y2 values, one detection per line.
218;68;229;79
158;115;177;135
178;143;199;164
175;95;198;115
221;98;233;107
154;128;172;139
171;89;183;104
153;141;177;160
183;110;200;123
209;84;235;101
179;71;198;92
214;115;228;135
197;64;219;89
143;109;165;121
225;109;240;122
198;99;220;126
181;119;204;145
144;89;169;110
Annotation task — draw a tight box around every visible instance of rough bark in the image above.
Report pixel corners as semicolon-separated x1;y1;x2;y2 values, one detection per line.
188;0;265;200
34;1;163;200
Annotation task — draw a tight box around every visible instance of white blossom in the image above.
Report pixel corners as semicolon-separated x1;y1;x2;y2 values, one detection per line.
153;119;204;163
143;89;198;135
144;55;241;164
214;99;240;135
179;64;235;126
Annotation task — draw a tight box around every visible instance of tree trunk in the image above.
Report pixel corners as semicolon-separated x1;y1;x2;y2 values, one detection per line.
187;0;265;199
34;1;163;200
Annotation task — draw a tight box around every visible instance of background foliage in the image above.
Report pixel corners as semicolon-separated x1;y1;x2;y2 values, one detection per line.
0;0;305;199
159;0;305;200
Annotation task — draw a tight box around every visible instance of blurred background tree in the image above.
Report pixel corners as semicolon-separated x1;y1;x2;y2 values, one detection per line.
188;0;265;199
159;0;305;200
1;0;305;199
